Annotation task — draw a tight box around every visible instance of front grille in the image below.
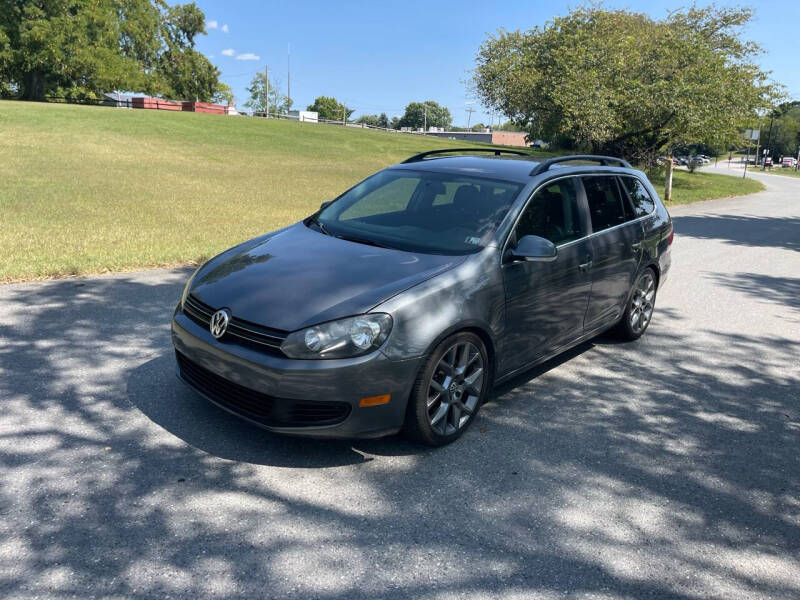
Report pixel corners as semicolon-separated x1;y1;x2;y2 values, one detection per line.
176;351;351;427
183;294;288;356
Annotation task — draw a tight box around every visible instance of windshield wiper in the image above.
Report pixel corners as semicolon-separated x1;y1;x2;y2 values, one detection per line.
334;233;395;250
307;214;332;236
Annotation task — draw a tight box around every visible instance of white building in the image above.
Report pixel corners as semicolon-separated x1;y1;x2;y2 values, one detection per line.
288;110;318;123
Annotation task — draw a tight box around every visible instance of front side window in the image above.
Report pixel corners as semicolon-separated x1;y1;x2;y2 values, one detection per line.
619;176;656;217
514;178;584;246
315;169;523;254
583;176;630;232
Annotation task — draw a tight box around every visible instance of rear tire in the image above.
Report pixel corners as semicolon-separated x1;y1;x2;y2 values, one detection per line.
403;332;490;446
615;268;657;341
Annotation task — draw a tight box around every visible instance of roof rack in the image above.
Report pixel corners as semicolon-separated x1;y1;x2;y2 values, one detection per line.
530;154;632;176
402;148;532;163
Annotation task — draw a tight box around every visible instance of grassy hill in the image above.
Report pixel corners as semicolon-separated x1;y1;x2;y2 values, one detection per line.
0;101;762;282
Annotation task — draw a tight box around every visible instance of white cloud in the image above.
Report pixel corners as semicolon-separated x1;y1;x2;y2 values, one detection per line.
221;24;229;33
221;48;235;57
206;20;218;30
236;53;260;61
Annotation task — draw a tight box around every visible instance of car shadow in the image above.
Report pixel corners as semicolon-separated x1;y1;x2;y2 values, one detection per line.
130;327;648;468
126;353;426;467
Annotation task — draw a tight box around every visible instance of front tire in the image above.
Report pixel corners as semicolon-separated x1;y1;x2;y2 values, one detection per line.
403;332;490;446
616;268;657;340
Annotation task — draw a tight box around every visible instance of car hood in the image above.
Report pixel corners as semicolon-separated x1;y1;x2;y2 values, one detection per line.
190;222;465;331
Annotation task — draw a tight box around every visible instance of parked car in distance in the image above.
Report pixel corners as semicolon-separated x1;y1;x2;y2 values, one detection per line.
782;157;797;167
172;151;673;446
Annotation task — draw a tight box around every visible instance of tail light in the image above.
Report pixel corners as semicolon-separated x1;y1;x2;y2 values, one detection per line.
668;229;674;246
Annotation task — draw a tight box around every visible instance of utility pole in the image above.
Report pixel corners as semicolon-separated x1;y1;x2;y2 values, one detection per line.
264;65;269;117
762;116;774;171
754;125;761;167
423;104;427;133
665;153;673;203
287;43;291;112
465;106;475;128
743;134;752;180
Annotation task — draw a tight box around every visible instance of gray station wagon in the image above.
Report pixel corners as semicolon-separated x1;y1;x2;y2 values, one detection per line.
172;150;673;446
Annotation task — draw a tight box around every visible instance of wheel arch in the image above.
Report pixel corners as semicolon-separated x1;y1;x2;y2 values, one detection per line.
420;320;498;384
643;260;661;289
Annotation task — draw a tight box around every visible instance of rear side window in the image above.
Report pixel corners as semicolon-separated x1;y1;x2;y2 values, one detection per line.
515;178;584;246
619;176;655;217
582;176;629;232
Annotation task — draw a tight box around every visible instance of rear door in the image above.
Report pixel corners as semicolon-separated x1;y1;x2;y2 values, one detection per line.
501;177;593;372
582;175;644;331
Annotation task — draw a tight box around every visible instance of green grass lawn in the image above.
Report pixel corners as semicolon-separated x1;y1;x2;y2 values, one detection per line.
649;169;763;205
0;101;763;282
752;167;800;178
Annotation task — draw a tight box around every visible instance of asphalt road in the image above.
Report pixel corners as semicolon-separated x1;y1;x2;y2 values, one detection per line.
1;170;798;599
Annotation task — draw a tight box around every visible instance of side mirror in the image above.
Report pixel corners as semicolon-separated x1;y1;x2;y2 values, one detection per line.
320;200;333;210
507;235;557;262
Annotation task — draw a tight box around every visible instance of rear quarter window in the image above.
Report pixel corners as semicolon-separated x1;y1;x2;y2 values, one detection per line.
620;177;656;217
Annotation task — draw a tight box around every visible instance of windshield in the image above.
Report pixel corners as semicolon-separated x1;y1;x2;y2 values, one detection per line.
312;169;524;254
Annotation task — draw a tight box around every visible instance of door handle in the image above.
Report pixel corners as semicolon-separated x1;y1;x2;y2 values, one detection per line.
578;259;593;272
631;242;642;251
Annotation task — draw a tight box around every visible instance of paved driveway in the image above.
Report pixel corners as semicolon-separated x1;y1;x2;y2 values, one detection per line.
1;172;798;599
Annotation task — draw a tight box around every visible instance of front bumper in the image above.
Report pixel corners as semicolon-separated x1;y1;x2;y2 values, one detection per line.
171;310;422;439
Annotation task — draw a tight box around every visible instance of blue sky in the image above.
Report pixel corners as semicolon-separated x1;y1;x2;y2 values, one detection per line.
192;0;800;126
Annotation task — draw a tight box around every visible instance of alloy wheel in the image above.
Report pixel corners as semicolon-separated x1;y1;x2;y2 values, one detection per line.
426;341;484;436
630;271;656;334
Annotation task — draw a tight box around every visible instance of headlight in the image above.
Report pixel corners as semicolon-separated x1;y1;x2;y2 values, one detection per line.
180;265;202;307
281;314;392;359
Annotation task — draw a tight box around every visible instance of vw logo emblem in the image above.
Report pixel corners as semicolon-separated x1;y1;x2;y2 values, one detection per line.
209;309;230;339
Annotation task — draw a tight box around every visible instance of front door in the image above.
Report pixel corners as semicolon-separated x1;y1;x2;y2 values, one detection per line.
501;177;593;374
581;176;644;331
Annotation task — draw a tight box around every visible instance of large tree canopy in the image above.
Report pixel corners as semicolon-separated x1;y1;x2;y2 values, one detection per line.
0;0;222;102
473;5;779;162
398;101;452;130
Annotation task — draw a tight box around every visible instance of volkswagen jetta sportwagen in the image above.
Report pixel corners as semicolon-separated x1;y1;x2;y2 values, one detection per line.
172;150;673;446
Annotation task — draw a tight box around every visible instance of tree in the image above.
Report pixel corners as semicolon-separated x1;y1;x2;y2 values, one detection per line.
398;101;452;130
354;113;389;127
243;72;290;114
212;82;234;105
0;0;221;101
355;114;380;126
472;5;779;164
157;3;220;102
307;96;353;121
496;120;523;132
158;48;219;102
